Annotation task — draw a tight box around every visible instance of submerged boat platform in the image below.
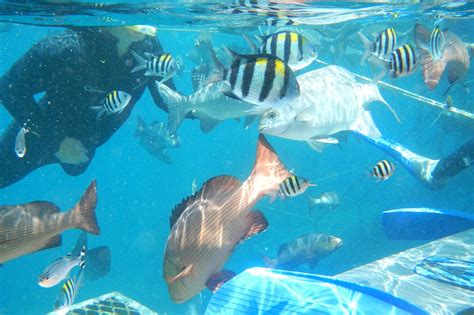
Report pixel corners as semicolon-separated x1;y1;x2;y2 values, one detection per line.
47;291;157;315
336;228;474;314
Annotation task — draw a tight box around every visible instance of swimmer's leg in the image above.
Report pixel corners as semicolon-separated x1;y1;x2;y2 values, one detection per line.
0;122;54;188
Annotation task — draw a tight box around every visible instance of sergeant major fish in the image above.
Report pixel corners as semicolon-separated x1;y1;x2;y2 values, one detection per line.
163;135;291;303
0;180;100;264
207;46;300;113
131;51;182;83
371;159;395;181
358;27;397;64
38;246;86;288
246;31;317;71
54;262;85;311
264;233;343;270
134;116;180;164
90;90;132;119
278;175;315;199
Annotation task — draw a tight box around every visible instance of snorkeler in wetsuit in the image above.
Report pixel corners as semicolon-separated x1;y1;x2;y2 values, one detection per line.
0;26;174;188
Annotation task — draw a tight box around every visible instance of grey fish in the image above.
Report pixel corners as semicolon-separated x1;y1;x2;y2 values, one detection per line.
134;116;180;164
0;180;100;264
308;191;340;211
264;233;343;270
38;246;85;288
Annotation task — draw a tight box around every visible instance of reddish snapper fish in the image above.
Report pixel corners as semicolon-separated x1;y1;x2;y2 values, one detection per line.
163;134;291;303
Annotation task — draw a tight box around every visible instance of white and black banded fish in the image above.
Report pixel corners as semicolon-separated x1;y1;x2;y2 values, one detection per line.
54;262;85;311
388;44;418;78
207;48;300;113
90;90;132;119
358;28;397;64
14;126;29;158
279;175;315;198
429;26;446;60
371;160;395;181
255;31;317;71
131;51;182;82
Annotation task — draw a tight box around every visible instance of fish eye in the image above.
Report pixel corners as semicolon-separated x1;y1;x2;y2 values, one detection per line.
267;111;277;120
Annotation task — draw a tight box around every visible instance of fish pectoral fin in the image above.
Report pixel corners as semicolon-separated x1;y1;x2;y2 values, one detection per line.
199;116;220;133
166;264;193;284
221;90;240;100
243;210;269;241
307;139;325;153
206;270;236;293
314;137;339;144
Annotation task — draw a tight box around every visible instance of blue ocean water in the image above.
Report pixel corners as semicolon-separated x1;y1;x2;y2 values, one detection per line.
0;2;473;314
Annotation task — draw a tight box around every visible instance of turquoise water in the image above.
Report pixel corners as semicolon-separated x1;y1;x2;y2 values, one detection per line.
0;1;473;314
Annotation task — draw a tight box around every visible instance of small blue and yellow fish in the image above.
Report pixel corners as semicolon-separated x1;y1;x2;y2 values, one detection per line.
38;246;86;288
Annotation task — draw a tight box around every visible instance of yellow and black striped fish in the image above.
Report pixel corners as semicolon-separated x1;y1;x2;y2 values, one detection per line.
91;90;132;119
216;50;300;109
131;51;182;83
429;26;446;60
257;31;317;71
371;160;395;181
279;175;315;198
373;28;396;59
54;263;85;311
389;44;418;78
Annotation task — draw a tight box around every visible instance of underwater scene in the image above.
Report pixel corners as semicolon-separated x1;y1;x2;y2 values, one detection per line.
0;1;473;314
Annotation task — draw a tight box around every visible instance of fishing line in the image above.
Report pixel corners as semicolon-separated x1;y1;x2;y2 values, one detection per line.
260;205;313;222
314;58;474;121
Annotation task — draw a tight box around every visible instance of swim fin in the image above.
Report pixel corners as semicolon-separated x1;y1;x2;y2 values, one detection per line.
414;256;474;291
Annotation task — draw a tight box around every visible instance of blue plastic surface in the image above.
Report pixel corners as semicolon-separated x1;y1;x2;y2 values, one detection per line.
205;267;428;315
383;208;474;240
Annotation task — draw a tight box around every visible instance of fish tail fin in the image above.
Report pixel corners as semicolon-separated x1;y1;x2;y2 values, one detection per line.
205;41;225;85
134;116;146;137
263;256;277;268
249;135;291;199
357;31;372;66
84;246;111;281
365;84;401;124
155;81;191;136
130;50;148;73
351;111;382;138
70;180;100;235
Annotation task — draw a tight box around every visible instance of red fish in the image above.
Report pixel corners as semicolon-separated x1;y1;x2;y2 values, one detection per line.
163;135;291;303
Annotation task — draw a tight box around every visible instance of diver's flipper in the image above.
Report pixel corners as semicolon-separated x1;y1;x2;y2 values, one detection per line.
414;256;474;291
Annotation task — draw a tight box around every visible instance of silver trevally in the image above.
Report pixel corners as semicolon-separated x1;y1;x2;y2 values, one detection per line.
259;65;399;152
156;81;255;135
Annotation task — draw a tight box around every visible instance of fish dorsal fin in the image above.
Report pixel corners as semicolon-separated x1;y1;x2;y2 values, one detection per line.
169;176;241;229
242;210;269;241
166;264;193;284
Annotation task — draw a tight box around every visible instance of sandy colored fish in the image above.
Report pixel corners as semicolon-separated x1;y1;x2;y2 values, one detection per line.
415;24;470;91
0;180;99;264
308;191;340;211
134;116;180;164
258;65;399;152
157;81;255;135
163;135;291;303
264;233;343;270
54;137;89;165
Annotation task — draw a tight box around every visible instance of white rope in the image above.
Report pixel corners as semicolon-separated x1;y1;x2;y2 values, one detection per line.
314;58;474;120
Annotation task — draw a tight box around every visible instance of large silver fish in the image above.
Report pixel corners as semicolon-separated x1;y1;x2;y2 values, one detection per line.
134;116;180;164
258;65;399;152
156;81;254;135
264;233;343;270
163;135;291;303
0;180;100;264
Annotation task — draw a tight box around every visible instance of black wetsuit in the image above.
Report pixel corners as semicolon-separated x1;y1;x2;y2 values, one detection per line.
0;27;171;188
